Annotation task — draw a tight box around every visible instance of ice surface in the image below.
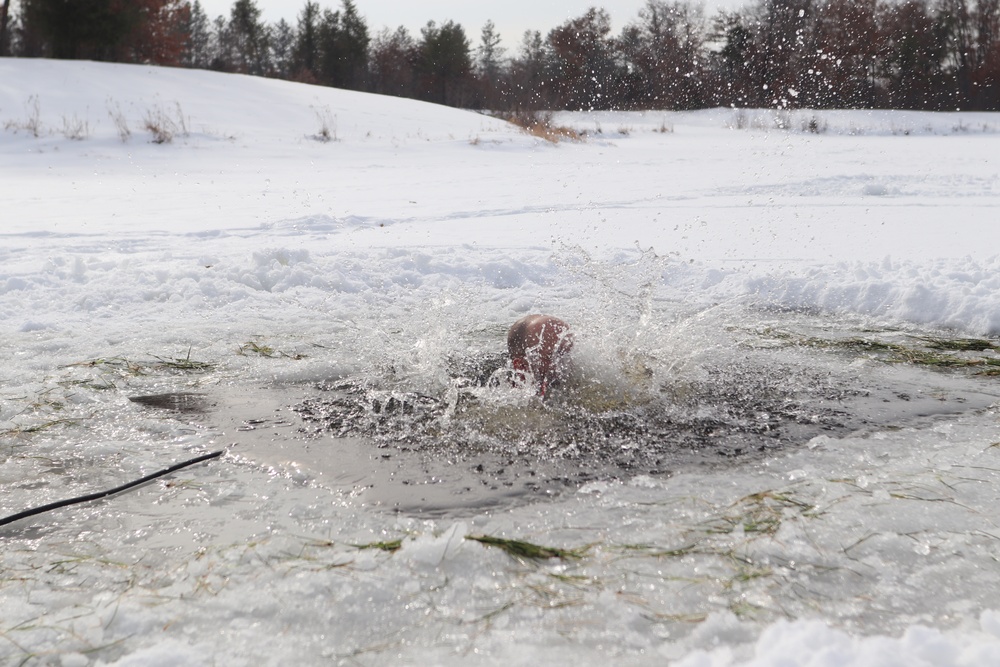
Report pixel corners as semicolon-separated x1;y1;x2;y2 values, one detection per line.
2;59;1000;665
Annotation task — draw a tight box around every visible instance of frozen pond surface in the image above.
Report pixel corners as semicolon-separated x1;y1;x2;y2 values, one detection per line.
3;60;1000;666
138;312;1000;519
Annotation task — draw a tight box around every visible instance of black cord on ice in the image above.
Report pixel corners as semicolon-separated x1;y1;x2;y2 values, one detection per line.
0;450;224;529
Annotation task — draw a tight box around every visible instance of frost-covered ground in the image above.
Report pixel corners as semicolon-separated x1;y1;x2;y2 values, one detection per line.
3;59;1000;666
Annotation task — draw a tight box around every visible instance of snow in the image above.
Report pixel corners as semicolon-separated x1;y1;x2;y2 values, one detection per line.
3;58;1000;666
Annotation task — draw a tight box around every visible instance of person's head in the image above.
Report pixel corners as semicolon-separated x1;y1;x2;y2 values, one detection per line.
507;314;574;397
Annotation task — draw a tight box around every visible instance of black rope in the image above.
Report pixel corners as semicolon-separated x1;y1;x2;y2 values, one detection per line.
0;450;224;529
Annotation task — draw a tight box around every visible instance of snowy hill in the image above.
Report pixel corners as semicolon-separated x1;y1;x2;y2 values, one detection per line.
4;57;1000;334
0;58;516;145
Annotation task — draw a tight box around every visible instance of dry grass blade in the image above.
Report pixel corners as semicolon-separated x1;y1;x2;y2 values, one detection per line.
61;356;144;375
152;348;215;372
1;418;82;437
703;489;817;536
238;341;306;359
920;337;997;352
466;534;585;560
617;543;700;558
351;539;403;552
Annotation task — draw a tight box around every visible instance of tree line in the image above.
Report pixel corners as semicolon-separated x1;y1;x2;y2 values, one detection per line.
2;0;998;111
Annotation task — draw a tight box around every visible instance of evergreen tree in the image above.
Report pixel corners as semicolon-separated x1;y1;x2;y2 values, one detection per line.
313;1;369;89
508;29;551;110
270;18;295;79
210;13;230;70
0;0;11;55
227;0;269;75
19;0;138;60
316;7;342;85
4;0;995;111
183;0;213;68
418;20;472;105
17;0;187;63
716;14;760;106
474;20;507;108
476;20;505;78
879;0;946;108
970;0;1000;107
336;0;371;89
292;1;322;81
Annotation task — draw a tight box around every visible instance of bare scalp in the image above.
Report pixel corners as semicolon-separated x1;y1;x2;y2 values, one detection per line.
507;314;574;396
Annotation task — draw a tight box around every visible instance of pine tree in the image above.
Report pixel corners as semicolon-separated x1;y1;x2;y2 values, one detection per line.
292;1;322;82
0;0;11;55
508;29;551;110
418;20;472;105
341;0;370;89
16;0;187;63
18;0;135;60
473;20;506;109
183;0;213;68
476;20;505;78
270;18;295;79
227;0;269;75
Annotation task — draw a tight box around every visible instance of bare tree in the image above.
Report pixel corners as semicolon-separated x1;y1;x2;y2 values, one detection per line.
507;30;552;110
623;0;708;108
547;8;618;109
808;0;880;107
971;0;1000;105
370;26;418;98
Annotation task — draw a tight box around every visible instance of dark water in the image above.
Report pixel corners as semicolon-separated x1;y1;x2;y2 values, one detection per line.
132;327;1000;517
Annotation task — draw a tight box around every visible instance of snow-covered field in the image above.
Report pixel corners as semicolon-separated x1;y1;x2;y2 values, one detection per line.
3;58;1000;666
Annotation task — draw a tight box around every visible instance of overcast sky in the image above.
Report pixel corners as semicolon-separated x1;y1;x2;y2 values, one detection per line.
195;0;738;49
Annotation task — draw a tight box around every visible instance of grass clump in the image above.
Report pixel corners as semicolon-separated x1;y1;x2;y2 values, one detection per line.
143;102;188;144
466;534;586;561
64;348;214;375
706;489;817;536
237;341;306;360
501;110;581;143
617;542;701;558
60;114;90;140
1;418;81;438
62;356;145;375
920;337;997;352
107;99;131;143
757;329;1000;375
58;377;117;391
149;347;214;372
4;94;43;137
311;105;338;142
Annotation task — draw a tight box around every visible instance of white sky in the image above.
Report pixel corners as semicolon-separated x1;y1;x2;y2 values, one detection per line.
195;0;740;48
